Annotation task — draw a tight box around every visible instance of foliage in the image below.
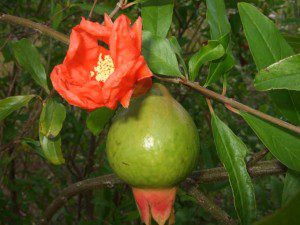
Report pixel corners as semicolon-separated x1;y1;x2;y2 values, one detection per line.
0;0;299;224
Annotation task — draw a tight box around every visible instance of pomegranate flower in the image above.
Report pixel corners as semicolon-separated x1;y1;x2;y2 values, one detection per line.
50;14;152;110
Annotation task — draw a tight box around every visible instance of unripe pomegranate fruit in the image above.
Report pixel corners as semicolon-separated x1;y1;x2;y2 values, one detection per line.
106;83;199;225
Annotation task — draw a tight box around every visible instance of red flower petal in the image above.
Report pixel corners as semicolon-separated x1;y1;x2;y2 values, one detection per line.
131;17;142;53
104;13;113;28
120;89;133;108
51;65;85;107
78;17;111;44
132;188;177;225
50;14;152;111
110;15;140;67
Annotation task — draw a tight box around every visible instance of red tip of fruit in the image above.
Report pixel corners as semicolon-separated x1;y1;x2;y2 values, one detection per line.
132;187;177;225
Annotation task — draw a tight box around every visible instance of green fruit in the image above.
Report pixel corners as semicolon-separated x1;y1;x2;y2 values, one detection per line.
106;83;199;188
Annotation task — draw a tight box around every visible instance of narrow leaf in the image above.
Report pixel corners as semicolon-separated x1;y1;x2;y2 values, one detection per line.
169;36;188;75
0;95;35;121
39;133;65;165
206;0;234;86
86;107;114;136
205;53;234;86
254;191;300;225
283;33;300;53
241;112;300;172
141;0;173;38
238;2;300;125
211;114;256;225
189;41;225;81
22;138;46;159
255;54;300;91
12;39;49;93
169;36;182;54
270;90;300;126
238;3;293;69
206;0;231;40
39;98;66;138
282;170;300;205
142;31;181;76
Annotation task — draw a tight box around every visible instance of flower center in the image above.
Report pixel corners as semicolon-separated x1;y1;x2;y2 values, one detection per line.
90;53;115;82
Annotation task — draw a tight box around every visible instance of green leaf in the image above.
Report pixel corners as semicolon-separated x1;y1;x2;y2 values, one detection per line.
254;191;300;225
283;33;300;53
86;107;114;136
205;2;234;87
270;90;300;126
238;3;293;69
142;31;181;76
255;54;300;91
241;112;300;172
22;138;46;159
206;0;231;40
169;36;188;76
39;98;66;138
0;95;35;121
39;133;65;165
141;0;174;38
169;36;182;54
205;53;234;86
211;114;256;225
12;39;49;93
188;41;225;81
238;2;300;125
282;170;300;205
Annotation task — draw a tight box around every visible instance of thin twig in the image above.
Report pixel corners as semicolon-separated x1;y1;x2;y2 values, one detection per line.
122;2;137;9
41;160;285;224
88;0;98;20
40;174;123;224
247;149;269;166
186;186;237;225
206;98;214;114
225;103;240;115
109;0;124;18
0;14;70;45
155;75;300;134
1;14;299;134
222;79;227;96
0;34;12;51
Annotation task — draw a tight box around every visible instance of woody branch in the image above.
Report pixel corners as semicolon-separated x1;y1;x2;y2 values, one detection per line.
0;13;299;134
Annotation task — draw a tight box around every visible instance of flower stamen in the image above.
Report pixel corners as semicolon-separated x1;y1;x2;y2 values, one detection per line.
90;53;115;82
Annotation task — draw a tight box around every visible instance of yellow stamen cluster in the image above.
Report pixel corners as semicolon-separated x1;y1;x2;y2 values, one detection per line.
90;53;115;82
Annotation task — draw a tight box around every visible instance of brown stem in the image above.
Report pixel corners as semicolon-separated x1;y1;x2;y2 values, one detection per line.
41;160;285;224
122;2;137;9
0;14;70;45
40;174;123;224
88;0;98;20
247;149;269;166
186;186;237;225
154;75;300;134
206;98;214;114
109;0;125;18
2;14;299;134
192;160;285;183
